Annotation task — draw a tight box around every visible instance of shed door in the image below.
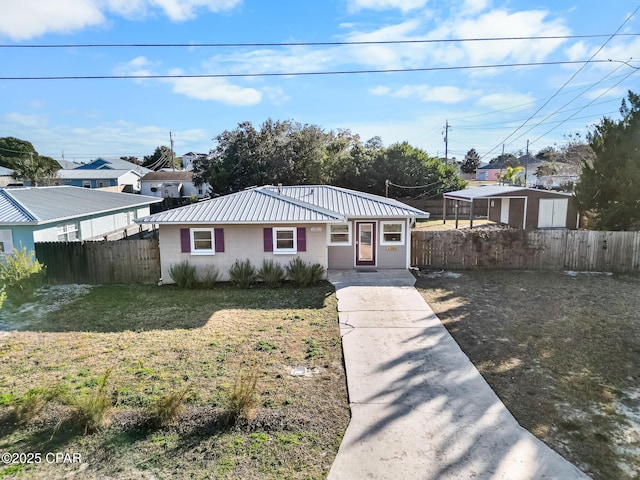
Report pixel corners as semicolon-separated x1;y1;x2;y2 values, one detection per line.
538;198;568;228
500;199;510;224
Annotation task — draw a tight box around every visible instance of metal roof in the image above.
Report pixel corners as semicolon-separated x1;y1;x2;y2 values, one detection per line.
444;185;572;201
266;185;430;218
0;186;162;225
141;171;194;182
136;185;430;225
56;169;141;180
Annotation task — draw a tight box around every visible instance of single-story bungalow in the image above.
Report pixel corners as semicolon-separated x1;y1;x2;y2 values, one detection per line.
444;185;579;229
136;184;430;282
56;169;143;192
0;186;161;256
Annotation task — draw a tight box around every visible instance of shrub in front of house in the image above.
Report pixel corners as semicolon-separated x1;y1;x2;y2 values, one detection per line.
257;259;286;287
199;266;221;288
228;259;257;288
169;260;198;288
285;257;325;288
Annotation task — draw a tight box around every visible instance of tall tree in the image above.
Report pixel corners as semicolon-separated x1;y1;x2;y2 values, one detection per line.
0;137;38;169
0;137;59;185
143;146;179;170
461;148;481;174
575;91;640;230
11;154;59;186
371;142;466;197
489;153;520;168
120;156;141;166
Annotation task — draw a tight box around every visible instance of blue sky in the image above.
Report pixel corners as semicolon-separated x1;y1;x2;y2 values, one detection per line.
1;0;639;165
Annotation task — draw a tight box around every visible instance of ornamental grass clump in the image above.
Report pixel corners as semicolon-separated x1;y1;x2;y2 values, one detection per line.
257;259;285;287
229;259;257;288
147;384;193;427
168;260;197;288
285;257;325;287
223;360;260;426
70;369;113;434
199;266;221;289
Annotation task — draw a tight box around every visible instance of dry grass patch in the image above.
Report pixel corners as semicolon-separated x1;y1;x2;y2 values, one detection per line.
416;270;640;480
0;283;349;479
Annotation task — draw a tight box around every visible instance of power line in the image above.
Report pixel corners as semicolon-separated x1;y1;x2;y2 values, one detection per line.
0;59;622;81
506;60;632;149
480;4;640;159
2;34;638;49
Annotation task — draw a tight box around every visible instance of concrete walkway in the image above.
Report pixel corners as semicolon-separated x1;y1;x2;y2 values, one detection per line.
327;269;589;480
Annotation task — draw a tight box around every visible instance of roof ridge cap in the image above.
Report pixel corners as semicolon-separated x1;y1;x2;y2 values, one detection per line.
259;187;345;221
0;189;38;221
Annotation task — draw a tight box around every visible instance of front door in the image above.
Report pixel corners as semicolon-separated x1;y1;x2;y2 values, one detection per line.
355;222;376;266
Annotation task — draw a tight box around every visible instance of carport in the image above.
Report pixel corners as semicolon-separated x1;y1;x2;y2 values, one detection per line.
443;185;578;230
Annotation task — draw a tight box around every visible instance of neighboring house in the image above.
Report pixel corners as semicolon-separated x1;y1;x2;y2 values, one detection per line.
475;164;502;181
135;185;430;283
181;152;208;171
140;171;210;199
73;157;151;176
0;167;15;187
0;186;161;256
56;169;143;193
444;185;579;230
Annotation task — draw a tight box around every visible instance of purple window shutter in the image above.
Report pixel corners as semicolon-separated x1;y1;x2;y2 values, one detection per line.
297;227;306;252
214;228;225;252
180;228;191;253
263;228;273;252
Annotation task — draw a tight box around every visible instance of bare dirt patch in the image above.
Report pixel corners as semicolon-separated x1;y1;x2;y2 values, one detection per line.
416;270;640;480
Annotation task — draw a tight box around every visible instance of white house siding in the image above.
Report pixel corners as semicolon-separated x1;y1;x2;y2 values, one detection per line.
32;225;61;242
159;223;328;283
32;207;151;242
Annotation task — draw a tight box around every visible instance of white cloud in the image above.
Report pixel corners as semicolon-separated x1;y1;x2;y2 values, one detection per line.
476;92;535;110
369;86;391;95
429;9;570;67
585;87;627;100
0;0;105;41
0;0;242;40
169;77;262;105
461;0;491;15
147;0;242;21
372;84;477;103
114;56;159;78
4;113;49;128
347;0;427;13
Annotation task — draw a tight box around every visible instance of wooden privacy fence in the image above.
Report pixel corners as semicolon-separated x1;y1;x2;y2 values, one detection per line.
411;229;640;273
35;239;161;284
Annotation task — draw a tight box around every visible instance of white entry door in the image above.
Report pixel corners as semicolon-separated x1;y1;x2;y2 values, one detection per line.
538;198;568;228
500;199;510;224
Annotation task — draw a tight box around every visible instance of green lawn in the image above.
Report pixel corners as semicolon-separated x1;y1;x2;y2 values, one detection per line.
0;283;349;479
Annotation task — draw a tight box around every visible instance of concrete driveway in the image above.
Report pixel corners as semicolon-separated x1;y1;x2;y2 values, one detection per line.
327;269;589;480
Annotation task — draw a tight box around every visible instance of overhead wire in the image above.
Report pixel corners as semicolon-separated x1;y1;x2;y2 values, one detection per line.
0;59;621;81
504;60;631;149
2;34;638;49
480;4;640;160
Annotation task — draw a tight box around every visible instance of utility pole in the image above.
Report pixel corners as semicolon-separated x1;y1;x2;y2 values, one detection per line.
499;143;505;184
525;139;529;187
443;120;449;165
169;131;175;171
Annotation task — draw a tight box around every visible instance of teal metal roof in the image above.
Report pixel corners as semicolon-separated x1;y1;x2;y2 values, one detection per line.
0;186;161;225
